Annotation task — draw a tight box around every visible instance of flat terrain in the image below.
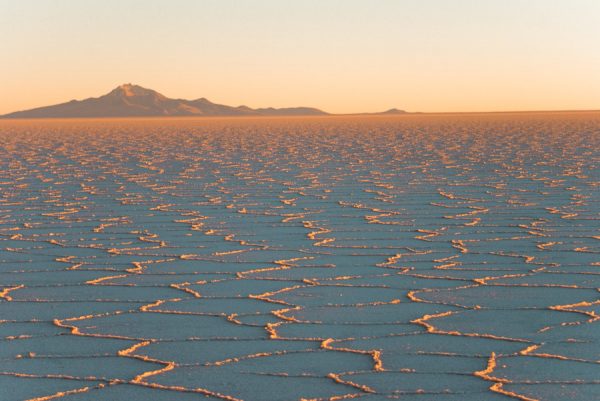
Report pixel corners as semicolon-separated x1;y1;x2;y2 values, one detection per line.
0;113;599;401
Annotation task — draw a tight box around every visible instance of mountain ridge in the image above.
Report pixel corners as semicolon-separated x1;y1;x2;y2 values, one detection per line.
1;84;329;118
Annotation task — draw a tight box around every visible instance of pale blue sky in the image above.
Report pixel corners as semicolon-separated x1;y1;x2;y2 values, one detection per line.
1;0;599;113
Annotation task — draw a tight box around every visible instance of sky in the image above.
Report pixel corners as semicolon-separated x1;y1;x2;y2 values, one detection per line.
1;0;599;114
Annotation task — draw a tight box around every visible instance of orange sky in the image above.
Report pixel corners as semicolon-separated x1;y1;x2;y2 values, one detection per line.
1;0;599;114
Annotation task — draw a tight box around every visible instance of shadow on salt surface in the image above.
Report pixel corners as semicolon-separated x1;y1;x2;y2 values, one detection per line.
103;272;229;285
0;301;139;321
533;339;600;362
274;322;420;340
371;353;488;374
153;352;369;400
321;273;470;289
417;285;600;309
9;283;186;302
0;270;113;286
339;370;492;395
334;334;526;360
531;318;600;360
287;302;462;324
357;393;511;401
147;297;289;315
54;382;222;401
187;279;301;297
493;355;600;382
501;383;600;401
241;266;347;281
0;336;135;359
404;268;524;281
270;285;405;306
0;356;161;381
139;338;317;365
429;309;588;340
490;272;600;287
228;313;284;327
0;321;68;338
0;376;102;401
70;311;265;340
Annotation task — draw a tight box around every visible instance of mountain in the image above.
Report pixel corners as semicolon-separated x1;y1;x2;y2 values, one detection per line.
377;108;408;115
339;108;410;116
1;84;328;118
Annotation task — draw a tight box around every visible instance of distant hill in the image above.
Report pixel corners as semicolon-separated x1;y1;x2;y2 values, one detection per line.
1;84;329;118
377;108;408;115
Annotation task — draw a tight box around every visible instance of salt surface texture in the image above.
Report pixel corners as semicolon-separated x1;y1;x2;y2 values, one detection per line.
0;113;599;401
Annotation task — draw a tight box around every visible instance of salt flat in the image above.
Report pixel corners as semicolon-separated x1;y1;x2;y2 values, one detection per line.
0;113;598;401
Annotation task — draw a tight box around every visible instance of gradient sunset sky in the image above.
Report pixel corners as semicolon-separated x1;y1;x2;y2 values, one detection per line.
2;0;599;114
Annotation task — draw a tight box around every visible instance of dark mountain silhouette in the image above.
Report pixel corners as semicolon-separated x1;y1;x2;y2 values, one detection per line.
1;84;329;118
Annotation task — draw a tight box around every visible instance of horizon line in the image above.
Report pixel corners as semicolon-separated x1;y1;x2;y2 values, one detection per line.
3;83;599;118
2;108;599;121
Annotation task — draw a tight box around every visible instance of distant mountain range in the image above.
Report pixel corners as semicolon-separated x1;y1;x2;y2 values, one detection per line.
1;84;407;118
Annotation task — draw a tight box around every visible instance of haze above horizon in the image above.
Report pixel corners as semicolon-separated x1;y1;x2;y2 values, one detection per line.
1;0;599;114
